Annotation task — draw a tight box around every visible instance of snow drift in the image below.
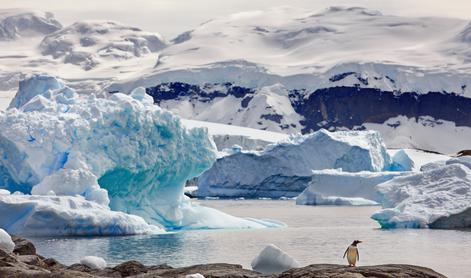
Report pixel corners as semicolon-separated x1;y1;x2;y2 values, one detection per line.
0;74;281;235
195;129;401;199
371;158;471;229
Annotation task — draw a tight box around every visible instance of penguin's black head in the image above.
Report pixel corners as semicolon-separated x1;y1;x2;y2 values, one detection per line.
352;240;362;246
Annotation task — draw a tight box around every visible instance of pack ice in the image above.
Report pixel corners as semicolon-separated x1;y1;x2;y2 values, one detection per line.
0;74;281;235
195;129;401;199
371;157;471;229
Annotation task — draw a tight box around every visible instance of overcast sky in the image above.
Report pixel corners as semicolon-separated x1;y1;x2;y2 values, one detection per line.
3;0;471;39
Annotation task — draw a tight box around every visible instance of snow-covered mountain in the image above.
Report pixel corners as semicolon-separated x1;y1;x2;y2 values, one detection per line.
39;21;166;70
0;9;61;40
107;7;471;153
1;6;470;153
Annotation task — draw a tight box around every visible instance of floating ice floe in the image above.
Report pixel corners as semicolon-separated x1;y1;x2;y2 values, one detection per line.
0;190;163;236
297;194;378;206
0;74;282;235
371;158;471;229
296;169;407;206
251;244;300;274
195;129;410;199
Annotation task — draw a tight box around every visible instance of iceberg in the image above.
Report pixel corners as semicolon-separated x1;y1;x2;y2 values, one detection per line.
297;193;378;206
371;160;471;229
389;149;415;171
80;256;107;270
251;244;300;274
195;129;399;199
0;74;282;234
296;169;406;206
8;74;66;109
0;190;163;236
0;228;14;253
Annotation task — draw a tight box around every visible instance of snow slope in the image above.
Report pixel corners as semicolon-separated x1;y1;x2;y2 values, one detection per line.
39;21;166;70
182;119;289;151
111;6;471;95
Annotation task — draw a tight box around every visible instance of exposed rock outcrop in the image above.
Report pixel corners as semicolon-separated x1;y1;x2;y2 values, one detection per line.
0;237;447;278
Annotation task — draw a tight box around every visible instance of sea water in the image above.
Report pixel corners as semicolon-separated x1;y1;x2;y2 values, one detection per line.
30;200;471;278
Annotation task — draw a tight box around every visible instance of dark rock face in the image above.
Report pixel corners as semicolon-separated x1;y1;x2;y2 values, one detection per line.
145;82;255;104
142;82;471;134
292;87;471;133
279;264;447;278
457;150;471;157
0;237;447;278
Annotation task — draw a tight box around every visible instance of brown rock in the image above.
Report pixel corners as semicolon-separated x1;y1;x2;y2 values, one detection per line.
152;263;265;278
17;255;48;268
0;238;449;278
278;264;447;278
457;150;471;157
112;260;148;276
12;236;37;255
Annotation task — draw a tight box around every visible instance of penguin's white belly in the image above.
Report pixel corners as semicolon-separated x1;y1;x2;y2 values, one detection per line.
346;246;358;265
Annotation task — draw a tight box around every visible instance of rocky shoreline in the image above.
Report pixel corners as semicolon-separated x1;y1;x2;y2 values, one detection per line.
1;237;446;278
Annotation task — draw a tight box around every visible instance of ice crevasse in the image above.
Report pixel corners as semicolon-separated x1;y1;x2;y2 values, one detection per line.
0;74;282;235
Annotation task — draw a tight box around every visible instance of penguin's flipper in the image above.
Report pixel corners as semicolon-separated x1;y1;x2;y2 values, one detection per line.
343;248;348;258
356;249;359;261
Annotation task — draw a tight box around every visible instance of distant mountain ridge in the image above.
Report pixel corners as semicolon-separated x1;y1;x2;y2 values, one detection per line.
1;7;471;153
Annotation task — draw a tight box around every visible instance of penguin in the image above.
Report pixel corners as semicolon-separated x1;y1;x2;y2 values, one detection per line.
343;240;362;267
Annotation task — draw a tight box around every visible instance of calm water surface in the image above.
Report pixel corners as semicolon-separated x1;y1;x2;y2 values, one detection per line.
30;200;471;278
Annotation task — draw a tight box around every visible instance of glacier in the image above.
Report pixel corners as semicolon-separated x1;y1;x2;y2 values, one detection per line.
371;158;471;229
0;74;282;235
195;129;404;199
296;169;407;206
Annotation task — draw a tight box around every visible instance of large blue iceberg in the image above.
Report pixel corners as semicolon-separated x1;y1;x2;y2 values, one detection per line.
0;74;281;235
195;129;406;199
